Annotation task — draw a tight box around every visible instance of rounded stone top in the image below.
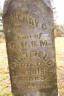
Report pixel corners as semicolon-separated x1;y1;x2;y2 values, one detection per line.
3;0;52;17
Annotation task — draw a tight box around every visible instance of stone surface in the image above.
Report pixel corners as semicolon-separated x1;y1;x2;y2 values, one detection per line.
3;0;58;96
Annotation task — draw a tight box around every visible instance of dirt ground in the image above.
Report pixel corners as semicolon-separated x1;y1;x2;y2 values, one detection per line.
0;37;64;96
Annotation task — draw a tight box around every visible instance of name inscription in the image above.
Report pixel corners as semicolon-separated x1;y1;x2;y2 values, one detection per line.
8;12;47;30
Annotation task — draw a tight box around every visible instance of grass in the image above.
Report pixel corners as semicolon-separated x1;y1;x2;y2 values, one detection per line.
0;43;12;96
0;30;3;32
0;32;5;43
55;37;64;96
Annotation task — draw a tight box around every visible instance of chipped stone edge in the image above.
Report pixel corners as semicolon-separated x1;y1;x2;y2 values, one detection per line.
2;0;11;17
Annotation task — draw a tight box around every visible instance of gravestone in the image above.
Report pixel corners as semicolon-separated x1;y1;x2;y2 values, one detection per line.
3;0;58;96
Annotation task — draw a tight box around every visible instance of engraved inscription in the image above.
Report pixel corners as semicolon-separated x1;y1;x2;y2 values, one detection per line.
11;65;55;76
12;62;18;69
40;40;47;46
11;43;16;48
34;33;43;39
18;33;43;40
20;62;44;67
31;41;38;47
18;34;32;39
12;12;39;27
47;60;53;65
20;40;48;48
42;24;46;29
13;82;56;91
21;42;27;48
10;12;47;30
16;33;50;48
10;51;54;68
10;40;49;49
11;59;53;69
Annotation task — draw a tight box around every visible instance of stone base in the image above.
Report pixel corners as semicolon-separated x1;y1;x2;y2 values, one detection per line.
12;93;59;96
12;90;58;96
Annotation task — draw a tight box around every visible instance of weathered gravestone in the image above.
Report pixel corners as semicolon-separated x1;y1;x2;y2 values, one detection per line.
3;0;58;96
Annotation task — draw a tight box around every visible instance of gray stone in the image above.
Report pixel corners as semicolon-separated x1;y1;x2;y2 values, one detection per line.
2;0;58;96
